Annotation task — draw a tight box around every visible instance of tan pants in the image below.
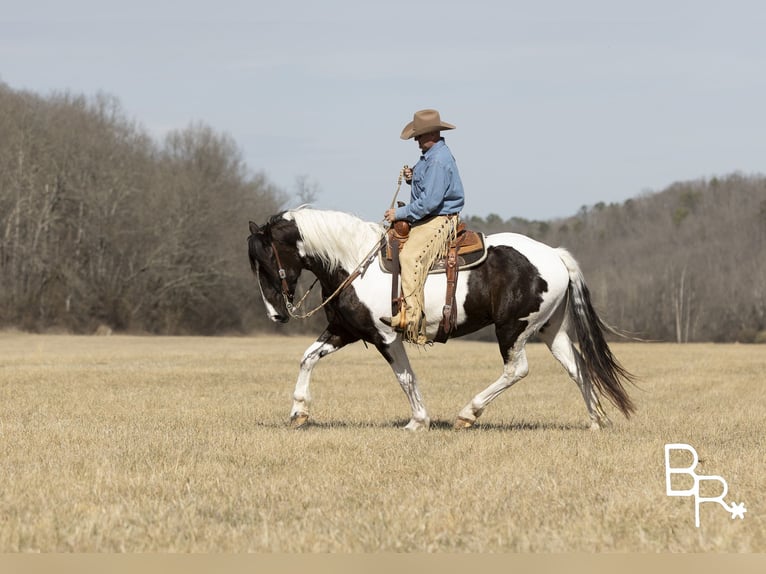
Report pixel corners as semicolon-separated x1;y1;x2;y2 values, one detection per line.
398;215;459;344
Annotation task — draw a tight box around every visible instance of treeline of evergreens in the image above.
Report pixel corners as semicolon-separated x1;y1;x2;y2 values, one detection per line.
2;83;764;341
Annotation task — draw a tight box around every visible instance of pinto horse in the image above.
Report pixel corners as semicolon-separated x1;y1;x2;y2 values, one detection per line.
247;207;635;430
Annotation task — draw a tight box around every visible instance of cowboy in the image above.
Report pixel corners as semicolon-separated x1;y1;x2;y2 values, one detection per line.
382;109;465;344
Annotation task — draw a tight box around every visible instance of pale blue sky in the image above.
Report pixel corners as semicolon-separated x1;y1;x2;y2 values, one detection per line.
2;1;764;221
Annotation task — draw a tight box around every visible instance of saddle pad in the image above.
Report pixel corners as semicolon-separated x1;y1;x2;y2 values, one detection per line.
378;229;488;275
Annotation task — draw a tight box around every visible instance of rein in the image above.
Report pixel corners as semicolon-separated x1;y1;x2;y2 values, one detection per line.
272;166;407;320
272;235;385;319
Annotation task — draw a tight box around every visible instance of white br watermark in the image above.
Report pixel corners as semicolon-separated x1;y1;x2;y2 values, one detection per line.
665;443;747;527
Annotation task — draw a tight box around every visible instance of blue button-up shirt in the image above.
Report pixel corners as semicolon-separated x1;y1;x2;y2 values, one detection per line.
394;139;465;222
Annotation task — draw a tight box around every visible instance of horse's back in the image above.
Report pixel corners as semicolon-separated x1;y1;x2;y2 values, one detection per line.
486;232;567;270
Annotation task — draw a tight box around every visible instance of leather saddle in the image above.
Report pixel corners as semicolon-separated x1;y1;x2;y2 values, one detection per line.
379;222;487;343
378;223;487;275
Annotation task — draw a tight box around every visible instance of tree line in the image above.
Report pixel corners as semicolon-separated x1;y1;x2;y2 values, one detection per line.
0;83;287;334
464;174;766;343
2;83;764;341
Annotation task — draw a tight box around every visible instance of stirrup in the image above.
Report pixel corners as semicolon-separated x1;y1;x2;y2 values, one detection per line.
380;313;407;332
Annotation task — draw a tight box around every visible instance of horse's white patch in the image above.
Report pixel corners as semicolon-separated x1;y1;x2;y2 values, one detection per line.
256;268;281;321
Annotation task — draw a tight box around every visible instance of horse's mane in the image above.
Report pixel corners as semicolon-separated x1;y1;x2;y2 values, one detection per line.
285;207;385;274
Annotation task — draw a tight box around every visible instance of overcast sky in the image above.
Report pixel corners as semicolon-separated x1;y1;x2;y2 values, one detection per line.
2;1;764;222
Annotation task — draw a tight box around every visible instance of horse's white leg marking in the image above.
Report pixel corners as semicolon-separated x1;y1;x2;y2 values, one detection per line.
386;339;430;431
289;337;341;426
546;330;611;430
455;346;529;428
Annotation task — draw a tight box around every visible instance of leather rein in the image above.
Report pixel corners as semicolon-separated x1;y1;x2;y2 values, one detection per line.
268;166;407;320
270;237;384;320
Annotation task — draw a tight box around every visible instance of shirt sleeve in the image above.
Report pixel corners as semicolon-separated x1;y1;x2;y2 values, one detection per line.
394;159;450;222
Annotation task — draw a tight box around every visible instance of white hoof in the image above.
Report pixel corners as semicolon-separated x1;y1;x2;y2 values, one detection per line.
290;413;310;428
404;418;430;431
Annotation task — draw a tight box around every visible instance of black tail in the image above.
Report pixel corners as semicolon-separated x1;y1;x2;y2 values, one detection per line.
557;249;636;418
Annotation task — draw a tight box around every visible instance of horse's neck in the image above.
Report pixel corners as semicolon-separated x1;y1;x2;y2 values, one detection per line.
305;256;347;289
297;213;381;276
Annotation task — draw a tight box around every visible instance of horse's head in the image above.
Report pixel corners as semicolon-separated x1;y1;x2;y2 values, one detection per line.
247;213;304;323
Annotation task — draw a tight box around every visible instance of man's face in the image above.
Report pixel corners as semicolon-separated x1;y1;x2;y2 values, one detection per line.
415;131;440;153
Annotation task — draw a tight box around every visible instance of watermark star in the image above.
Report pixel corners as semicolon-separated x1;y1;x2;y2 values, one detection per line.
729;502;747;520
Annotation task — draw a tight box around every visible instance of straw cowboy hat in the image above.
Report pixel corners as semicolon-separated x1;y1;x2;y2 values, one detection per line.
400;109;456;140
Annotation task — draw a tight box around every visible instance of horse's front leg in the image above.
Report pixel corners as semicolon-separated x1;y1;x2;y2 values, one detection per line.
290;330;348;427
376;338;430;431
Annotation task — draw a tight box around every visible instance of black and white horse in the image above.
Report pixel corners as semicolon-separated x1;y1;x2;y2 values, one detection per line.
248;207;635;430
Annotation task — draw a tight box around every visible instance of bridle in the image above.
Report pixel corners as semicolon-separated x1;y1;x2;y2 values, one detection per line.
268;235;384;320
268;242;317;318
269;243;293;301
264;165;407;319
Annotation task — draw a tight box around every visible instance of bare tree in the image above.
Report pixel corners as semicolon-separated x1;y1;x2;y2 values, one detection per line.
0;85;286;333
294;174;321;205
671;266;697;343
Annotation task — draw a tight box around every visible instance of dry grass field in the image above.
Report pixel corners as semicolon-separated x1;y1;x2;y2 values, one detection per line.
0;332;763;552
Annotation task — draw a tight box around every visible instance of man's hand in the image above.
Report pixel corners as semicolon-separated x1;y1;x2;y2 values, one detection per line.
384;208;397;223
403;167;413;184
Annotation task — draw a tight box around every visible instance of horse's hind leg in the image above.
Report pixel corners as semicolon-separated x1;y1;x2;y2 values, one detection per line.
455;344;529;429
289;329;349;427
544;328;611;430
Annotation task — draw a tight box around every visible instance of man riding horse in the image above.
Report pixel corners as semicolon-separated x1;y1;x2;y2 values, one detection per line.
382;109;465;345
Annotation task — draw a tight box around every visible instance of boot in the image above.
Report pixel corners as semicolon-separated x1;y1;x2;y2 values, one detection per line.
379;309;407;332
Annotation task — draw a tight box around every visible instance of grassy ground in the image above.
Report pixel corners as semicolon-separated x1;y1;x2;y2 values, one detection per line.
0;333;763;551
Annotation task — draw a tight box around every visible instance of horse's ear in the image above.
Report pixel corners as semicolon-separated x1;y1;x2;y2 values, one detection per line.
249;221;260;235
